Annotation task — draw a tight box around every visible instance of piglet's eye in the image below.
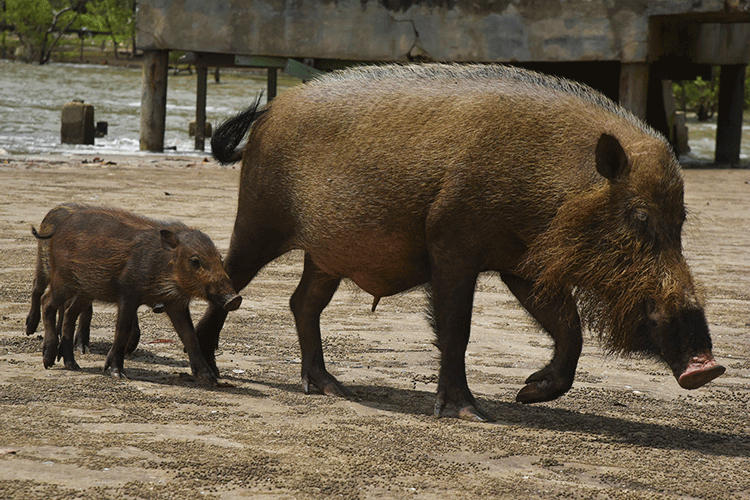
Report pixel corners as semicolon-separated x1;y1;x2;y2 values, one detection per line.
189;256;201;270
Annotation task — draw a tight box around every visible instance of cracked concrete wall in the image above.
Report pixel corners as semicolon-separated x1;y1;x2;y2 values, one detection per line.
136;0;750;63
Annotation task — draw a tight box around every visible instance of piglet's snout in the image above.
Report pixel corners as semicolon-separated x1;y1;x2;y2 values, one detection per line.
222;293;242;311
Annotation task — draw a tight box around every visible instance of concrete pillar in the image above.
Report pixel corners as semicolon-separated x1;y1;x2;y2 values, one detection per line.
619;63;649;120
715;64;746;165
61;100;95;145
139;50;169;152
195;64;208;151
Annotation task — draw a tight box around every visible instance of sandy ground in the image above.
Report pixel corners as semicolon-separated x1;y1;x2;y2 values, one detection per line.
0;153;748;500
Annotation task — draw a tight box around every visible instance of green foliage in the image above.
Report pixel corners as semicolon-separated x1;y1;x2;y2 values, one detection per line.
3;0;135;64
4;0;55;61
672;71;719;122
673;67;750;121
80;0;135;45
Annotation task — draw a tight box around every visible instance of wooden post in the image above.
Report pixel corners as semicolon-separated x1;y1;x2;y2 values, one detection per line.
139;50;169;152
715;64;746;165
195;64;208;151
267;67;277;101
619;63;649;120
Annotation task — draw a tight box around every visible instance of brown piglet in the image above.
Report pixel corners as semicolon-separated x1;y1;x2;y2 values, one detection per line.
26;203;144;355
33;204;241;382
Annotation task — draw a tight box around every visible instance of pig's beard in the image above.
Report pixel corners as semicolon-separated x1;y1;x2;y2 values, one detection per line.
520;192;702;355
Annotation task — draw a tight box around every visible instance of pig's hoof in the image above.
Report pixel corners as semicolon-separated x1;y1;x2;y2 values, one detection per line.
302;374;354;398
75;342;89;354
434;391;494;422
204;357;220;378
434;402;493;422
516;378;569;404
64;361;81;371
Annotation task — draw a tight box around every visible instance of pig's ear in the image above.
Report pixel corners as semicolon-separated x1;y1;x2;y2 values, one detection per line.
595;133;629;180
160;229;180;250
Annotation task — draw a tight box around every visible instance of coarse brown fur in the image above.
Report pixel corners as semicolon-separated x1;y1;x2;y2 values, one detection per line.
26;203;141;354
198;63;723;421
520;145;702;354
35;204;240;381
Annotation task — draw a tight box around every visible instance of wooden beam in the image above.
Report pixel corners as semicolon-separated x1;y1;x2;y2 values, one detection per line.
267;67;277;101
139;50;169;152
715;64;746;165
619;63;649;120
195;64;208;151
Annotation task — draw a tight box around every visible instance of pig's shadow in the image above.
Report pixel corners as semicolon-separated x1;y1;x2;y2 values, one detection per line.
255;379;747;459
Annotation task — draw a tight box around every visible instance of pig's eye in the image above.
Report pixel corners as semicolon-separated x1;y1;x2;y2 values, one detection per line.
189;256;202;270
632;208;649;225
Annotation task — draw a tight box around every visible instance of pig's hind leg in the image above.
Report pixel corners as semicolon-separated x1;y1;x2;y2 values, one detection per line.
500;273;582;404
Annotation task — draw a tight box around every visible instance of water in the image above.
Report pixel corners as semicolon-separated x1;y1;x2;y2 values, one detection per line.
680;118;750;164
0;59;296;156
0;59;748;161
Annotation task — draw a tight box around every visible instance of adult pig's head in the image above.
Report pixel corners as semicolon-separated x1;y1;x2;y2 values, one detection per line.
161;229;242;312
523;132;724;389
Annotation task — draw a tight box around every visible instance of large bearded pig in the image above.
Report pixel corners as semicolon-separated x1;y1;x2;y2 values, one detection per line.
196;63;724;421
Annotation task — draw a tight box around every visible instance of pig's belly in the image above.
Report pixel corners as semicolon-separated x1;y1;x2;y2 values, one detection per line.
306;232;430;298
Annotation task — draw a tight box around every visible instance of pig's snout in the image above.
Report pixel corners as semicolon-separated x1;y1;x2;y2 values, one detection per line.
677;353;725;390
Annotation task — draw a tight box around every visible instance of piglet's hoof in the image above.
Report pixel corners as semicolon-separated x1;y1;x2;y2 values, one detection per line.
42;341;58;369
104;359;128;379
152;303;165;314
192;367;219;386
64;361;81;371
107;368;128;379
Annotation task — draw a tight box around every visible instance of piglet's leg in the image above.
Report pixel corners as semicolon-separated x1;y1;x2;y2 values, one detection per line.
104;299;138;379
41;290;59;369
165;304;218;385
124;317;142;355
73;304;93;354
58;296;86;370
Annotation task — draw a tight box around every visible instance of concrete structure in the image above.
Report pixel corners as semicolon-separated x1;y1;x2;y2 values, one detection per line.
61;100;95;145
136;0;750;164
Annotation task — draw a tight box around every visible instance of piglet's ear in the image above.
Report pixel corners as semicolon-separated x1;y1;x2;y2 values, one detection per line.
160;229;180;250
595;133;630;180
